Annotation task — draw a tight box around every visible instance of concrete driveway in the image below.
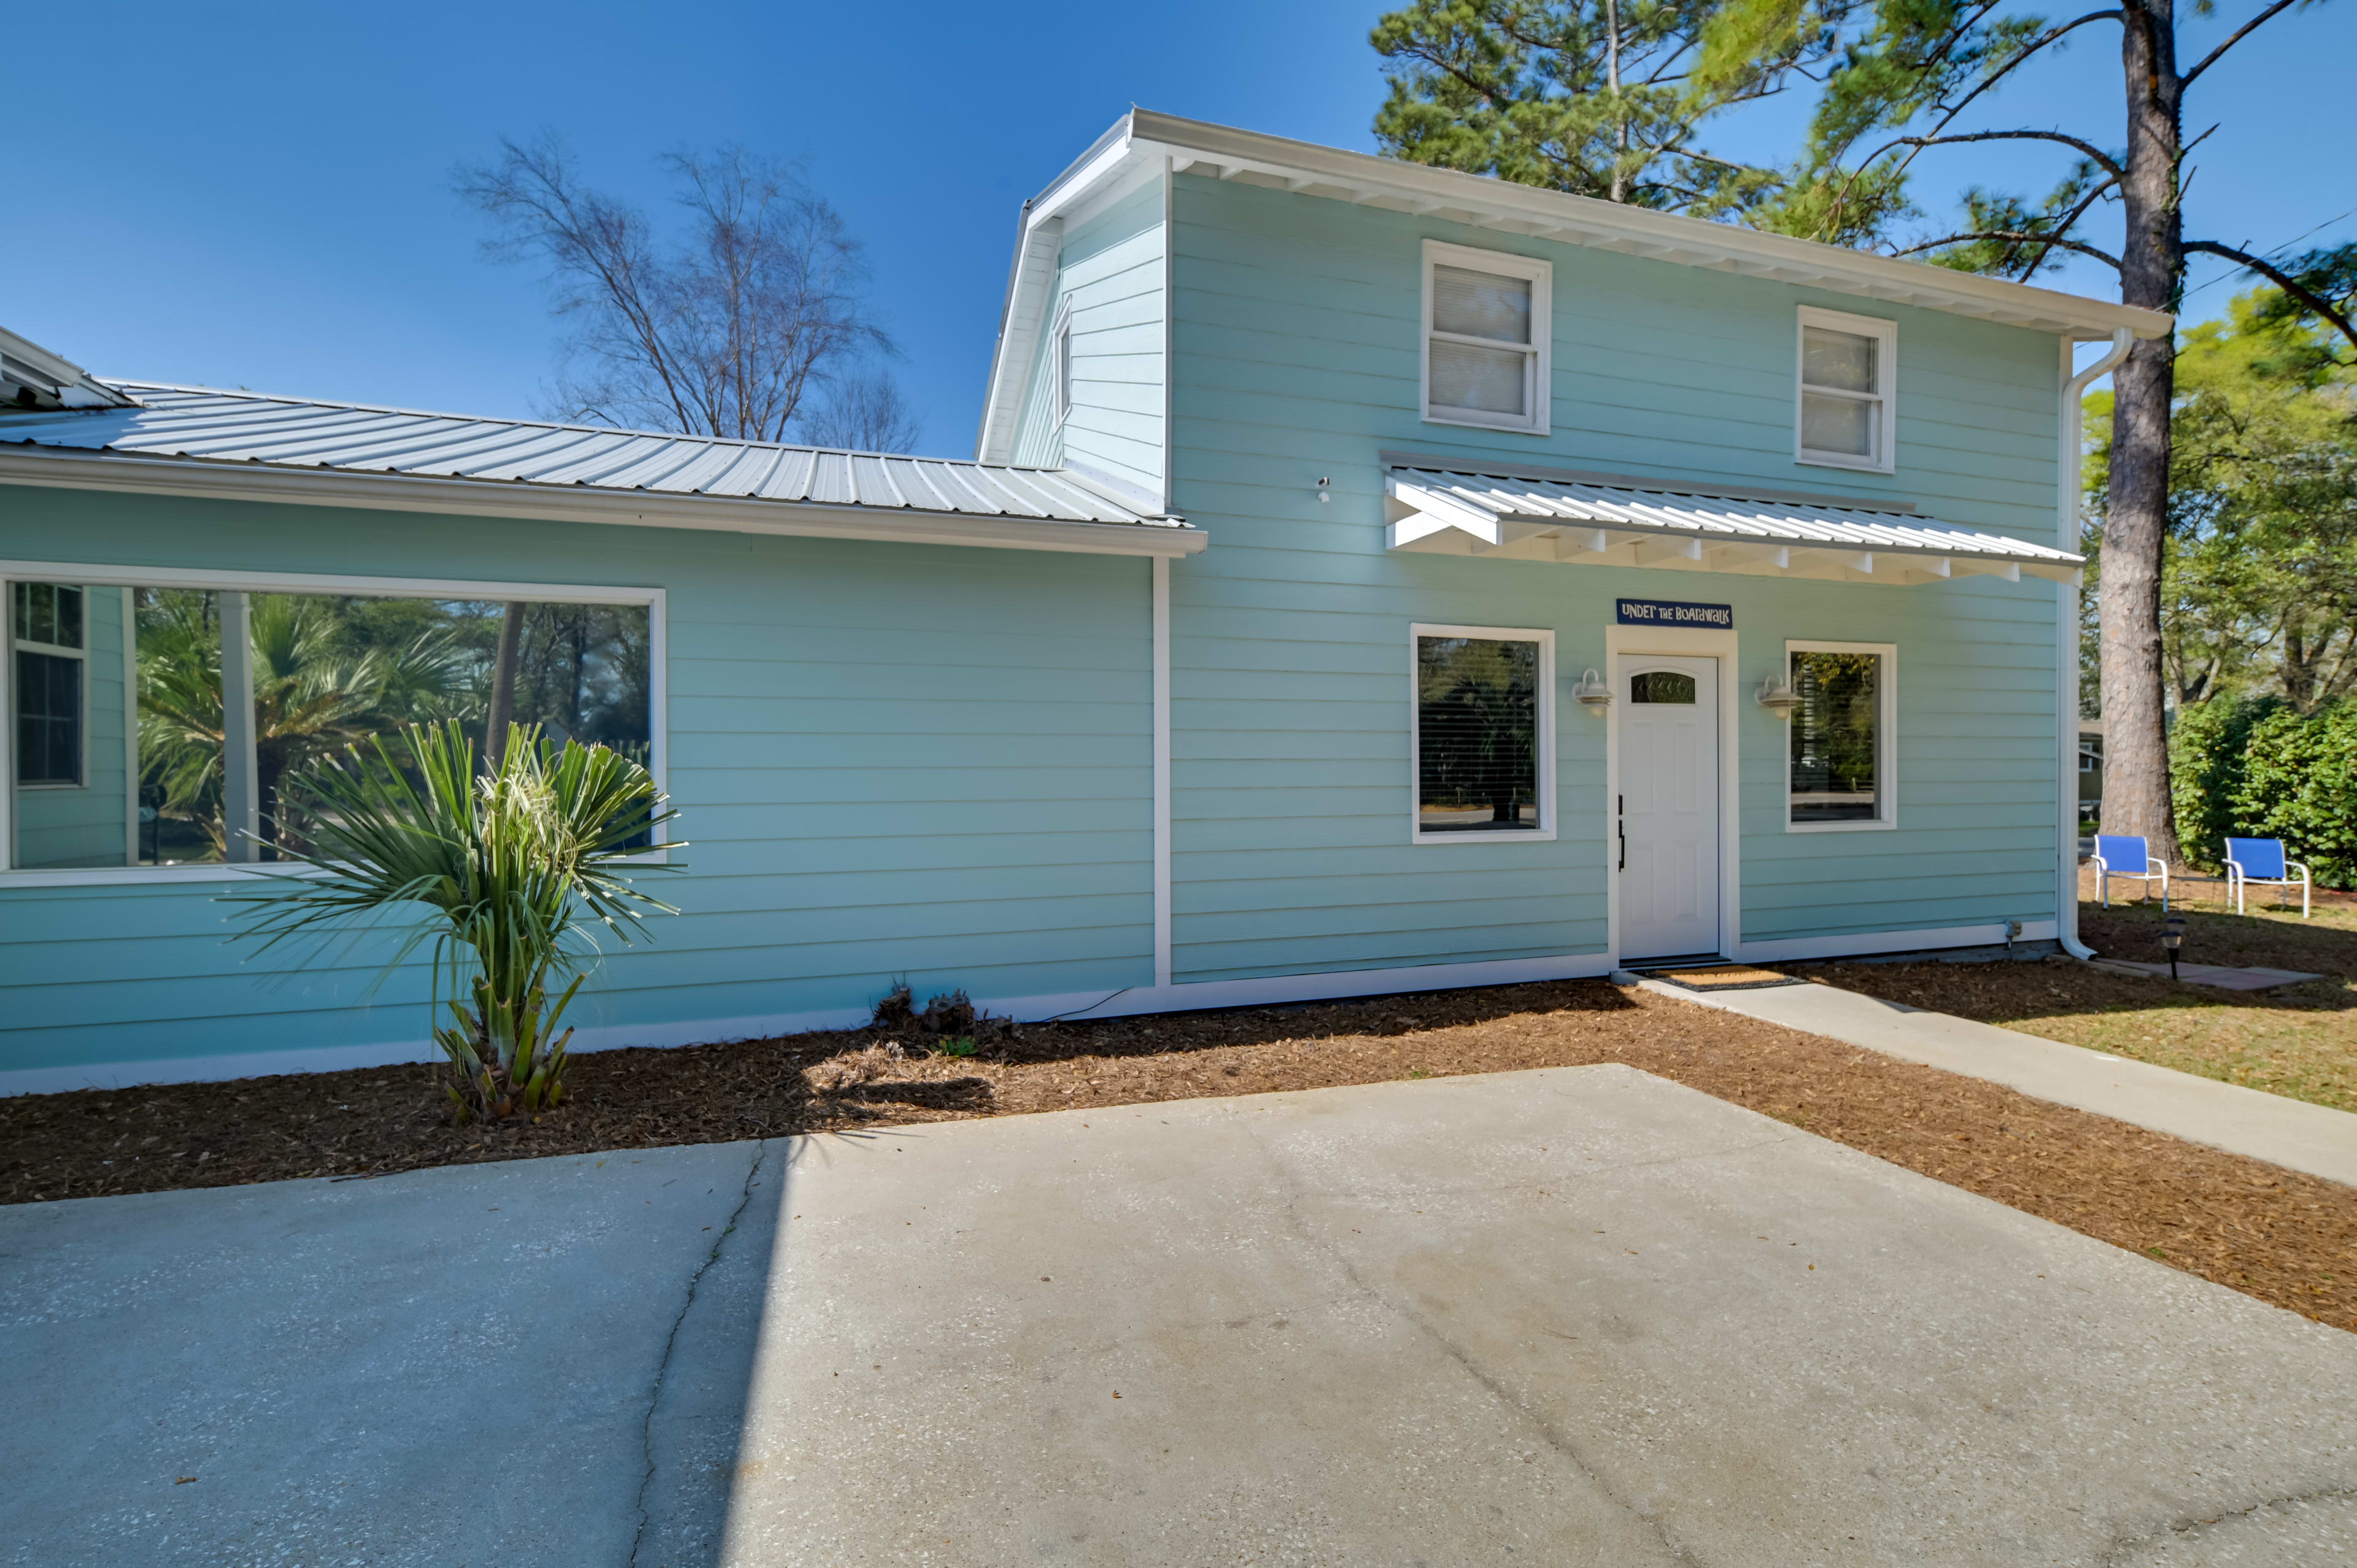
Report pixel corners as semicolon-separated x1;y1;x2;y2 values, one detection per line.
6;1065;2356;1566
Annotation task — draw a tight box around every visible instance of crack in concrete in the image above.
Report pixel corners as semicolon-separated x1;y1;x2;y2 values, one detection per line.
628;1139;771;1568
2097;1481;2357;1565
1235;1117;1709;1568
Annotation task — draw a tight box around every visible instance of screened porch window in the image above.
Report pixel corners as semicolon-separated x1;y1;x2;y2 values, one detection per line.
4;578;657;873
1414;627;1552;838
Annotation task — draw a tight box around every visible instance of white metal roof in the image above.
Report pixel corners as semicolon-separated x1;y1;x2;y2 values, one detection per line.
1386;466;2084;586
977;109;2172;463
0;383;1193;545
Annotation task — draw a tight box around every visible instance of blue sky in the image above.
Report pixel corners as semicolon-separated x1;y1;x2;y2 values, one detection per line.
8;0;2350;457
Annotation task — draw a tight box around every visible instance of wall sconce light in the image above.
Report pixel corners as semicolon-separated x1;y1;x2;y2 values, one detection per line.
1754;674;1801;716
1315;476;1332;503
1573;668;1612;713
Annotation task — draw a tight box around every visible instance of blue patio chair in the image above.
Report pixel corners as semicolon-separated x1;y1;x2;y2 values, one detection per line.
2092;834;2167;910
2224;837;2311;918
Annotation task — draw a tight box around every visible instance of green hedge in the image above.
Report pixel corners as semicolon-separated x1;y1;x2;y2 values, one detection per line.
2170;696;2357;886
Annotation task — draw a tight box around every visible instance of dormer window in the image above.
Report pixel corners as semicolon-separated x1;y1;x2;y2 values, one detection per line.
1796;307;1897;472
1422;241;1550;436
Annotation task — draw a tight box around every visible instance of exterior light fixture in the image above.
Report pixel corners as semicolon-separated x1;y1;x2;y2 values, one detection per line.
1573;668;1612;712
2162;911;2186;981
1754;674;1801;715
1315;476;1332;503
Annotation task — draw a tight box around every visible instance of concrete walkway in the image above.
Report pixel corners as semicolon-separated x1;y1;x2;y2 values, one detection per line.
1632;975;2357;1187
8;1066;2357;1565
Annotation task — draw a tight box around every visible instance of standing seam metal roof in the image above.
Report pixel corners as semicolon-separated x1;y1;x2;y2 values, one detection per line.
0;383;1178;527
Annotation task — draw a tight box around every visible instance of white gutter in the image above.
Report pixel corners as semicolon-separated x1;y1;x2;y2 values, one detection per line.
2056;326;2135;959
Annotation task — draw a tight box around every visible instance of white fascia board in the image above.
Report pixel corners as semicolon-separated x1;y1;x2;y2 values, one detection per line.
1129;110;2171;342
0;447;1206;559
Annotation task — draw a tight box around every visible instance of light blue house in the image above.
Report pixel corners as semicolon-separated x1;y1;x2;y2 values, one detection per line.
0;110;2168;1093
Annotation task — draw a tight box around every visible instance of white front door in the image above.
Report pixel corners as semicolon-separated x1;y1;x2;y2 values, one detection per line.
1618;657;1721;962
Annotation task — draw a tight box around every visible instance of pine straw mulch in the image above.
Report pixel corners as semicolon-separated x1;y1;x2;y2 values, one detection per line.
4;979;2353;1332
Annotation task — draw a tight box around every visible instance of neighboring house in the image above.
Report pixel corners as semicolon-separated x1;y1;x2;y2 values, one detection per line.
0;110;2169;1093
2079;719;2104;813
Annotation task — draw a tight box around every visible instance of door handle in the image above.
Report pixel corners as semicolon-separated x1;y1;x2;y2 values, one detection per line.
1616;794;1625;871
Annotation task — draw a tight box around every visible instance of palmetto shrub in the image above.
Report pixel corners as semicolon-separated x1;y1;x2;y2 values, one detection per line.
231;720;683;1122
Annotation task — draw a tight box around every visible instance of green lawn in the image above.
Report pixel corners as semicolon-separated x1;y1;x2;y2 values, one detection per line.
1821;877;2357;1113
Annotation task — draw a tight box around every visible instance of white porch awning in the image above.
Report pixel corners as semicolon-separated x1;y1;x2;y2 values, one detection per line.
1385;466;2083;586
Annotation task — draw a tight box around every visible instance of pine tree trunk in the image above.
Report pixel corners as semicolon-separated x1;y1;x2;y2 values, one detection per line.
2099;0;2184;863
486;602;525;767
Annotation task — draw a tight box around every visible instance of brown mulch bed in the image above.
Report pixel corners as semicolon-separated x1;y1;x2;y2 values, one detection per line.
4;979;2353;1332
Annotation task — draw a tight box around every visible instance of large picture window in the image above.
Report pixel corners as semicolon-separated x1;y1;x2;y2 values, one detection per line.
1422;240;1551;436
1412;625;1553;841
2;570;661;876
1787;642;1896;830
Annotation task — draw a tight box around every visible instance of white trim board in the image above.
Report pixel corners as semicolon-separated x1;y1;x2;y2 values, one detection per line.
0;924;2057;1097
1733;919;2057;964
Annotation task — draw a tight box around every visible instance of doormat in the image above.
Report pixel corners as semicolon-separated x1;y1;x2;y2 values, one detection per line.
1641;965;1805;992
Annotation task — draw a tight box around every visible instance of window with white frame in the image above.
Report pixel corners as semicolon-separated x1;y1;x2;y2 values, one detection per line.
1796;307;1897;471
1412;625;1554;840
1787;641;1896;829
2;570;659;875
13;582;86;787
1052;299;1075;426
1422;241;1551;435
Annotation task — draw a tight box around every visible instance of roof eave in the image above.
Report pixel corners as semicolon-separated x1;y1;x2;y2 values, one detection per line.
0;446;1205;559
976;112;2172;449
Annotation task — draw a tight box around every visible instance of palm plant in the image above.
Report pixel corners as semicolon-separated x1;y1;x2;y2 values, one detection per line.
230;720;683;1122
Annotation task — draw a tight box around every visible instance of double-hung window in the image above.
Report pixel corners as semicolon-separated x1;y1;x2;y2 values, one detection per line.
1795;307;1897;472
2;566;664;878
1787;641;1896;830
1422;241;1551;435
1411;624;1554;842
13;582;87;787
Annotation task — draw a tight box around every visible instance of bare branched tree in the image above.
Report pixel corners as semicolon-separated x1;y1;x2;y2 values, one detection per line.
799;369;924;453
455;134;896;443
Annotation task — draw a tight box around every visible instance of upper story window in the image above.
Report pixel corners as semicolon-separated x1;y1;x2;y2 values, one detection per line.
1796;307;1897;472
14;582;87;787
1422;241;1551;436
1051;299;1075;427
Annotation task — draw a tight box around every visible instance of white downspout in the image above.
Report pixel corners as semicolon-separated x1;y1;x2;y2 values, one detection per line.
2057;326;2135;959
